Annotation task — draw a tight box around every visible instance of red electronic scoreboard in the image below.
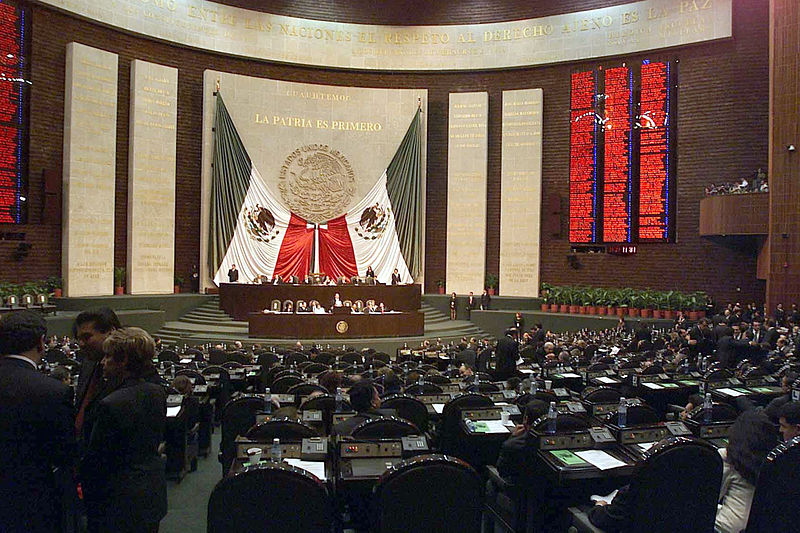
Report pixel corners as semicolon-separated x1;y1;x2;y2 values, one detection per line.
602;66;632;243
568;60;675;245
0;0;27;224
638;61;672;241
568;70;597;244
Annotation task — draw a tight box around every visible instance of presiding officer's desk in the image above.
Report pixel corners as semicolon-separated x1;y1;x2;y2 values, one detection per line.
220;282;422;320
248;310;424;339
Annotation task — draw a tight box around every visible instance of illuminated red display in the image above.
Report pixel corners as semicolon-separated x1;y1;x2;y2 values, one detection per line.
0;1;26;224
602;66;632;243
569;70;597;243
638;62;671;241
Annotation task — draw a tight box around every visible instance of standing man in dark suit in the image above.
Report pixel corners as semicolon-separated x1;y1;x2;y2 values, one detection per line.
228;263;239;283
762;319;780;350
0;311;75;532
74;308;121;443
466;291;476;319
480;289;491;310
391;268;401;285
79;327;167;533
715;325;754;369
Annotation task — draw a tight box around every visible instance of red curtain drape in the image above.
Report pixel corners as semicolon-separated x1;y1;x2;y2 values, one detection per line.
318;215;358;280
274;213;313;280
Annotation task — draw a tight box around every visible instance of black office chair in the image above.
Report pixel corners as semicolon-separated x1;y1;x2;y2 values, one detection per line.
640;364;664;375
158;349;180;364
744;436;800;532
202;365;231;423
351;416;419;439
342;352;364;365
208;463;331;533
244;418;319;440
271;375;304;394
219;396;269;477
519;345;536;361
466;382;501;393
533;413;590;433
587;362;611;372
255;352;279;369
581;386;622;403
175;369;206;385
263;365;287;388
686;402;738;423
371;454;482;533
300;394;353;435
287;383;327;399
604;404;661;426
380;395;430;433
426;374;452;385
303;362;330;375
222;361;244;370
372;352;391;364
284;352;309;367
568;437;722;533
404;383;443;395
439;393;494;457
273;369;304;381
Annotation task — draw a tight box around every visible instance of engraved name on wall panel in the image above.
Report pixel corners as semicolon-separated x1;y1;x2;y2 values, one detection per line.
446;92;488;295
62;43;118;297
500;89;543;297
127;60;178;294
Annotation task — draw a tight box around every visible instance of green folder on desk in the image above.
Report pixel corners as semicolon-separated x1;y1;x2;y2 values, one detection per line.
550;449;587;466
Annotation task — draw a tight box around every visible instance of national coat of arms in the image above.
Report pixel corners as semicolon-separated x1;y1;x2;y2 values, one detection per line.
355;202;390;240
243;204;280;243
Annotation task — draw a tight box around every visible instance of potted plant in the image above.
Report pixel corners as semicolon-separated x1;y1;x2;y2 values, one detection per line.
485;273;498;296
616;288;633;317
664;291;682;320
549;287;564;313
639;290;656;318
45;276;63;298
687;292;707;320
564;286;579;314
540;283;552;312
114;267;126;295
436;279;445;295
595;288;609;315
174;276;184;294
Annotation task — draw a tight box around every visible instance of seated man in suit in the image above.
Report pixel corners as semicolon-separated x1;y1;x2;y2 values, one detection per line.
496;400;549;482
331;381;383;436
0;311;76;533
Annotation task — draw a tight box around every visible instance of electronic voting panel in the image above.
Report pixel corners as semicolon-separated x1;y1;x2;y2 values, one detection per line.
231;436;330;479
337;437;428;482
534;425;635;484
605;420;693;461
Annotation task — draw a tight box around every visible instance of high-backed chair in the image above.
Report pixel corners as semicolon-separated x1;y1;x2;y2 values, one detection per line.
568;437;723;533
300;394;352;435
219;396;268;477
371;454;482;533
744;436;800;532
287;383;327;399
284;352;309;367
351;417;419;439
208;463;331;533
380;395;430;433
244;418;319;441
439;393;493;457
175;368;206;385
466;382;501;393
342;352;364;365
303;362;330;375
271;375;304;394
404;383;443;395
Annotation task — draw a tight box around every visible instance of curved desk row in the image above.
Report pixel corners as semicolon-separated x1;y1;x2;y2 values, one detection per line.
247;311;424;339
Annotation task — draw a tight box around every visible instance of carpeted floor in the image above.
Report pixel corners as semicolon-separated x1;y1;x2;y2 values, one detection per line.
161;432;222;533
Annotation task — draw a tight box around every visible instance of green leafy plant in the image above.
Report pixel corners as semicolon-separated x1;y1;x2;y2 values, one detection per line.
174;276;185;287
485;273;498;290
114;267;126;287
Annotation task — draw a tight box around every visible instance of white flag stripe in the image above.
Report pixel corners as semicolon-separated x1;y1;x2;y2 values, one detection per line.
346;171;413;284
213;164;291;285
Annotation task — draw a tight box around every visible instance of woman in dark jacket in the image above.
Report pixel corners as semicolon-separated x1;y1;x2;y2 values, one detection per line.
80;327;167;533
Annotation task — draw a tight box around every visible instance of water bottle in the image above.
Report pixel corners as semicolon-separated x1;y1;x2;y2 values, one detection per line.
618;397;628;427
264;388;272;414
530;378;538;395
335;387;343;412
547;402;558;434
169;364;175;379
271;438;281;462
464;417;475;432
703;393;713;424
418;375;424;387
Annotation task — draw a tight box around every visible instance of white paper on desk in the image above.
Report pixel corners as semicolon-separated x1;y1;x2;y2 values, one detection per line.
642;382;663;390
166;406;181;417
717;387;745;397
637;442;657;452
560;373;581;378
439;355;449;359
482;420;511;434
286;459;327;481
590;489;619;503
575;450;627;470
597;376;617;384
519;369;534;374
516;357;524;365
180;358;192;364
432;403;445;414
